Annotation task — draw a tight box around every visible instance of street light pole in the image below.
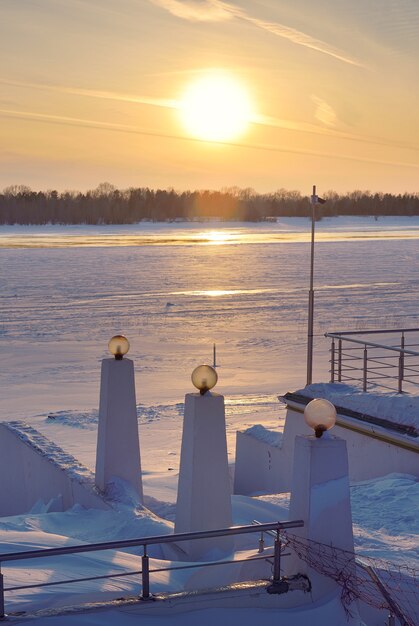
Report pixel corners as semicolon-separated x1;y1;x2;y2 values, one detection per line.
306;184;317;386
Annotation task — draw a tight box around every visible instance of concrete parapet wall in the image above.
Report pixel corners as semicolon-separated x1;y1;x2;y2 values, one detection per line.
234;399;419;495
233;431;283;495
0;422;109;517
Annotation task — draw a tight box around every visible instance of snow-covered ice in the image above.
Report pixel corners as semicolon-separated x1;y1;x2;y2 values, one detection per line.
1;216;418;420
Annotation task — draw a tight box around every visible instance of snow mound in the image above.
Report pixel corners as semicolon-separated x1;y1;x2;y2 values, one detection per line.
297;383;419;433
243;424;283;447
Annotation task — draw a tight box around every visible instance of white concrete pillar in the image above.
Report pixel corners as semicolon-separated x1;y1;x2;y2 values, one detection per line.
95;358;143;502
175;392;233;560
285;434;355;601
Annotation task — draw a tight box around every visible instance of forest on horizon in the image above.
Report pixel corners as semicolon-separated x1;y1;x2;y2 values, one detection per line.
1;183;418;225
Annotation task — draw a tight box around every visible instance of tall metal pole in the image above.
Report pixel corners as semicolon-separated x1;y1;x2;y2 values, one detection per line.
306;184;316;386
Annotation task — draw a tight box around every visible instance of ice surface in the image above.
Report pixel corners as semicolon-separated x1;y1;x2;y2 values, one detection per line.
1;217;418;423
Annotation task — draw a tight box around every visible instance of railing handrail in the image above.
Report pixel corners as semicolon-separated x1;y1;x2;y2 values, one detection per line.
326;327;419;393
0;519;304;617
355;558;409;626
325;332;419;357
0;520;304;564
326;328;419;337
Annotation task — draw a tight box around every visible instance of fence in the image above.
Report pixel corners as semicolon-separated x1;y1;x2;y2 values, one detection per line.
325;328;419;393
0;520;303;619
281;532;418;626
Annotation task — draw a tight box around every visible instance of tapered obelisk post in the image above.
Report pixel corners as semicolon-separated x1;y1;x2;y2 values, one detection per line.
175;366;233;560
285;399;355;602
95;335;143;502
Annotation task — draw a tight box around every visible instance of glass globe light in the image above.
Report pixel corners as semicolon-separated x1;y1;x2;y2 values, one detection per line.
304;398;336;438
191;365;218;395
108;335;130;360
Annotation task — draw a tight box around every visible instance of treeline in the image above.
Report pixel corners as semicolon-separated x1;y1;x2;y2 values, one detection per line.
1;183;418;224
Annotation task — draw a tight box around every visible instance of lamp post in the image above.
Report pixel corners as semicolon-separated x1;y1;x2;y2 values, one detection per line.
306;185;325;386
175;364;232;559
285;398;356;603
95;335;143;502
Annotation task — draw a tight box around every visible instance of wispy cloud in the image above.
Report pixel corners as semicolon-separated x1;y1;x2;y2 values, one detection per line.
0;79;178;110
0;108;144;133
311;95;337;127
3;77;418;153
151;0;364;67
252;112;418;153
150;0;232;22
1;107;418;171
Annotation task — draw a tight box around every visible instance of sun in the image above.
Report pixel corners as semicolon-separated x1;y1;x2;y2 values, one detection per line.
179;73;253;142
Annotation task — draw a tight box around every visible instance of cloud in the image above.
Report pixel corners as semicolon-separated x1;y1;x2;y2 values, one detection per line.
311;95;337;127
1;107;418;171
150;0;232;22
0;108;142;133
0;78;177;110
151;0;364;67
3;77;417;153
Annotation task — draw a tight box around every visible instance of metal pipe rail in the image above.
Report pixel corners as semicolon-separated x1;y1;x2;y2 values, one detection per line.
326;332;419;356
356;558;409;626
325;329;419;393
0;520;304;618
326;328;419;337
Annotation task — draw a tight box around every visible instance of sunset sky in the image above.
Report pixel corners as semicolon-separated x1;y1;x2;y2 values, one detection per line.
1;0;418;193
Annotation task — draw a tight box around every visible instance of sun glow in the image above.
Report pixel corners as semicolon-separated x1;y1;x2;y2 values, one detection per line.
179;73;253;142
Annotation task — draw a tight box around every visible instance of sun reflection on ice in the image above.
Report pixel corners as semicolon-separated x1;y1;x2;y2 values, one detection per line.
201;230;236;245
169;288;276;297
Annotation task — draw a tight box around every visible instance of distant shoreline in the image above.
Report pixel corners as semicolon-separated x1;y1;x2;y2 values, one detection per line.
1;186;418;225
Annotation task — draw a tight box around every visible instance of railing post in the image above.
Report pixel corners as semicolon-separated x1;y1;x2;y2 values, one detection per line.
141;546;151;601
398;332;405;394
330;338;335;383
267;530;288;594
338;339;342;382
363;346;368;392
0;567;5;620
258;532;265;553
398;355;404;394
272;533;281;583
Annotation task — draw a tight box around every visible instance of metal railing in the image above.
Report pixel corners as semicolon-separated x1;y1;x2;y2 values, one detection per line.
0;520;304;619
325;328;419;393
356;559;410;626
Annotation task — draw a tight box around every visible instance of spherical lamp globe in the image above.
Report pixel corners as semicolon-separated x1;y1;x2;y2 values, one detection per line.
304;398;336;438
191;365;218;395
108;335;130;360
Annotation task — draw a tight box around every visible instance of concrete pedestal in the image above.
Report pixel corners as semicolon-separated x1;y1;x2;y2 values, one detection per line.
175;392;233;560
95;358;143;502
285;435;355;601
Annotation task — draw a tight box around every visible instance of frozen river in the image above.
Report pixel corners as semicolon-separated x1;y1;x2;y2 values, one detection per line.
1;216;418;423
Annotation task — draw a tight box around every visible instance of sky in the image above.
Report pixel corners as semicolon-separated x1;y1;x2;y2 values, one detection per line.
0;0;418;194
